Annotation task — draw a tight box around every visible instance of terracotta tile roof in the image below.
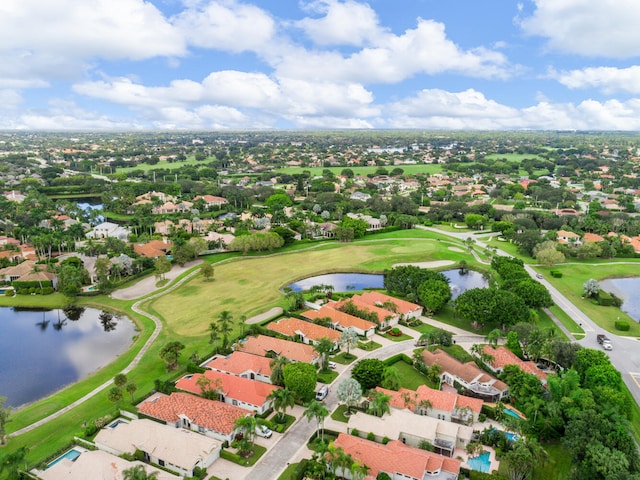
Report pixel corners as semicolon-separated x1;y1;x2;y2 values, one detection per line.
235;334;318;363
482;346;547;383
267;317;340;342
335;298;394;324
175;370;279;407
333;434;460;479
205;351;272;377
137;392;248;435
422;349;507;392
377;385;482;414
302;305;376;332
0;260;36;277
583;232;605;243
133;240;172;258
357;291;422;316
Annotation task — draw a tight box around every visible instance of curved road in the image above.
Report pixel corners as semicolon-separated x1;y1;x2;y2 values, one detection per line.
421;225;640;409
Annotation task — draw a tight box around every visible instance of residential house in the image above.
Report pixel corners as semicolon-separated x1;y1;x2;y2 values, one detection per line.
350;191;372;202
583;232;605;243
135;191;174;204
37;449;175;480
267;317;340;346
556;229;581;245
357;291;424;320
133;240;172;258
333;433;461;480
204;351;273;384
137;392;249;443
193;195;228;208
347;408;473;457
204;231;235;248
302;304;377;338
86;222;131;240
94;418;220;477
480;346;547;385
152;200;194;215
335;297;400;329
422;349;509;402
235;334;319;364
346;212;382;230
0;260;58;289
3;190;26;202
376;385;483;424
175;370;279;414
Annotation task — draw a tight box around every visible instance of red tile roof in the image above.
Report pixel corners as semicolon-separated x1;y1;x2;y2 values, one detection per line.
236;334;318;363
302;305;376;332
205;351;272;377
333;434;460;479
267;317;340;342
175;370;279;407
482;346;547;383
137;392;249;435
422;349;508;393
335;298;394;324
357;291;422;316
376;385;483;414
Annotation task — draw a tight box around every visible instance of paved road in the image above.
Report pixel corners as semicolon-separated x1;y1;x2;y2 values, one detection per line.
250;339;419;480
422;225;640;410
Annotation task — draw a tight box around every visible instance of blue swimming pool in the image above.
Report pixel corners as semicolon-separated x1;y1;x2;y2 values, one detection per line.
108;419;129;429
504;407;522;419
467;451;491;473
47;448;83;469
506;432;519;442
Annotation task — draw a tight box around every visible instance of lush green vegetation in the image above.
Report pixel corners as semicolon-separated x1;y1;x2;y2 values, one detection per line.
387;360;437;390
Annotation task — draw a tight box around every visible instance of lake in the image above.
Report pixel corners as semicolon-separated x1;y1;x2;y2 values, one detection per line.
285;269;488;296
600;277;640;322
0;306;135;407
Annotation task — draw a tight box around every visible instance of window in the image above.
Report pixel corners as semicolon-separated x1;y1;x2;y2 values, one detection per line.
199;426;205;433
159;460;165;467
232;400;238;406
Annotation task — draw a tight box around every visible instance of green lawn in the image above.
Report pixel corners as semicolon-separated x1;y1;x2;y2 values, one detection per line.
542;262;640;336
380;331;413;342
115;155;215;173
331;352;357;364
317;370;339;384
389;360;437;390
358;340;382;351
331;404;350;423
530;440;573;480
545;305;583;340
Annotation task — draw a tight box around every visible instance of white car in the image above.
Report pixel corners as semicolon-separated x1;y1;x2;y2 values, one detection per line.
315;386;329;401
255;425;273;438
602;341;613;351
328;361;337;369
536;273;543;279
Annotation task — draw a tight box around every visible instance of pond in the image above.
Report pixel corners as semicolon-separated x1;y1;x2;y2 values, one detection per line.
0;306;135;407
286;273;384;292
441;269;489;299
76;198;104;223
600;277;640;322
284;269;488;296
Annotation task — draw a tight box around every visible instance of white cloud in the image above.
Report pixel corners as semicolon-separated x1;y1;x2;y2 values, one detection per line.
0;90;23;110
0;0;183;59
296;0;386;47
385;88;640;131
173;0;275;53
520;0;640;57
554;66;640;94
274;18;510;83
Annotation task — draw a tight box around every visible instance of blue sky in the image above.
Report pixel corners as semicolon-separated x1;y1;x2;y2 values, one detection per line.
2;0;640;130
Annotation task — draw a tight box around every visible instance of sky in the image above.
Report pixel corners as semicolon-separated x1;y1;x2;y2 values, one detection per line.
3;0;640;131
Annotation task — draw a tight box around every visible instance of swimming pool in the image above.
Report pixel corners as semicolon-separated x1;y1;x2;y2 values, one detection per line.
108;418;129;429
505;432;519;442
47;448;83;469
504;407;523;419
467;451;491;473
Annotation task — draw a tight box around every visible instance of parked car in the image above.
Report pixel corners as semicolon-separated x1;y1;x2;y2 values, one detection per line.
255;425;273;438
316;386;329;401
328;361;337;369
536;273;543;279
597;334;613;351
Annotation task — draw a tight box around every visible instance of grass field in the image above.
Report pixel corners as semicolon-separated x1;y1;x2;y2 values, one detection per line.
115;155;213;174
146;235;474;338
389;360;437;390
541;262;640;337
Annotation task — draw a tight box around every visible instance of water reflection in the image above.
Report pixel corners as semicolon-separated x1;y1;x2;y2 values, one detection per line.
600;277;640;322
0;306;135;407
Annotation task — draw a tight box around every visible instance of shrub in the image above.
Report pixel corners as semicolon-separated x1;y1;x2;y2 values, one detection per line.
597;290;613;306
351;428;360;437
615;320;630;331
550;270;562;278
381;436;390;444
4;289;14;297
367;432;375;441
186;362;206;374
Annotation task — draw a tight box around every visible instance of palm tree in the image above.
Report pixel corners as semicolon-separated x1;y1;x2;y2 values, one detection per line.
107;386;123;410
314;337;335;371
269;356;290;386
114;373;127;389
208;322;220;350
218;310;233;349
268;388;295;423
367;390;391;417
0;446;28;479
485;328;503;347
126;383;138;402
381;366;401;391
122;465;159;480
233;415;257;456
304;400;329;441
